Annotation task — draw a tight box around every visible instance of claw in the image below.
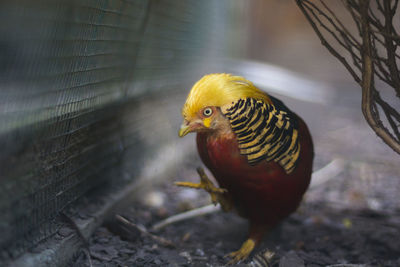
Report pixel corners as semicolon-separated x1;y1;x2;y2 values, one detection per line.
196;167;227;193
225;239;255;265
175;167;227;205
174;181;204;189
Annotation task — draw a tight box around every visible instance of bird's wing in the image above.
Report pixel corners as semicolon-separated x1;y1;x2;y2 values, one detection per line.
223;97;300;174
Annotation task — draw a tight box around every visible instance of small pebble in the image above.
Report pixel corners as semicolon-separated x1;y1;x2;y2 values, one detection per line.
143;191;165;208
279;251;305;267
195;248;205;257
58;227;74;237
179;251;192;262
182;232;191;242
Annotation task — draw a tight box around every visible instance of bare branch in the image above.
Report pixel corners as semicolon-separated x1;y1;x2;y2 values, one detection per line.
360;0;400;154
296;0;400;154
296;0;361;84
383;1;400;96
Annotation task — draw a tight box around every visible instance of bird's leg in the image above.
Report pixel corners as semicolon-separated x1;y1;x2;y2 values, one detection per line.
225;222;269;265
175;167;232;211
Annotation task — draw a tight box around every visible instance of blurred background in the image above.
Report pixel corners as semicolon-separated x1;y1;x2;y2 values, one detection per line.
0;0;399;266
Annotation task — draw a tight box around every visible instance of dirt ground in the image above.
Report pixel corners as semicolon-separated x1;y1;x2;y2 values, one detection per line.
72;188;400;267
70;158;400;267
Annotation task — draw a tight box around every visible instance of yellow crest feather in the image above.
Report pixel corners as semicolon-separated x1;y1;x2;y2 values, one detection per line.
182;73;271;119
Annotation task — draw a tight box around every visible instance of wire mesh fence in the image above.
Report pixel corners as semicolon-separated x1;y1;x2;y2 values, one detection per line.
0;0;231;261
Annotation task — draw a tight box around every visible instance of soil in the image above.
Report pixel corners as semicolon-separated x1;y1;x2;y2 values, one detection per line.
72;179;400;267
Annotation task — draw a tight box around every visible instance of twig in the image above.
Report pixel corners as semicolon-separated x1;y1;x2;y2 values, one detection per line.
296;0;400;155
115;214;175;248
151;204;221;231
309;158;346;190
383;0;400;96
59;212;93;267
296;0;361;84
326;264;367;267
84;249;93;267
360;0;400;154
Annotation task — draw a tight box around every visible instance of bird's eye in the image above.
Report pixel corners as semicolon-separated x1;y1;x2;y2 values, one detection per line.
203;107;213;117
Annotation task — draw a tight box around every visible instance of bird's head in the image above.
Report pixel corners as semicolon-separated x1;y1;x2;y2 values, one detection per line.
179;73;272;137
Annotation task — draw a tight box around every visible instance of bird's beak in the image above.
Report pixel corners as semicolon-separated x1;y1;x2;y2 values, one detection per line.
178;123;191;137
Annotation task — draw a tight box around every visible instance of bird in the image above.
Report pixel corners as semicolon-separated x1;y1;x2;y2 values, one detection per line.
176;73;314;264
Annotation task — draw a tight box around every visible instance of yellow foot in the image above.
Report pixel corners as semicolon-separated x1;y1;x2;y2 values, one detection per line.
175;167;227;205
225;239;255;265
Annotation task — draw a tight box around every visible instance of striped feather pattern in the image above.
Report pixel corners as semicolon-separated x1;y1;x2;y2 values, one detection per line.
223;97;300;174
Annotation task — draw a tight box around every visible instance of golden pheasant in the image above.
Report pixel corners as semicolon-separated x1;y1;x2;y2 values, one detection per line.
176;73;314;264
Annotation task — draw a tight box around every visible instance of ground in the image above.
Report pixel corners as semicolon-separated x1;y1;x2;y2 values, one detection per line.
72;191;400;266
